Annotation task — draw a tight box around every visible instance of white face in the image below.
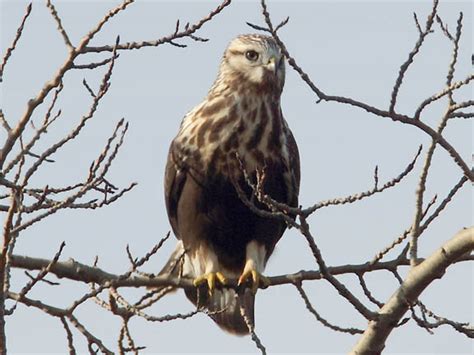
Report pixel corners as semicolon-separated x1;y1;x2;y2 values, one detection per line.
223;35;285;88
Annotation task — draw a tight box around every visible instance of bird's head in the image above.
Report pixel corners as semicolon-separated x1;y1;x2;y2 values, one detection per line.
220;34;285;93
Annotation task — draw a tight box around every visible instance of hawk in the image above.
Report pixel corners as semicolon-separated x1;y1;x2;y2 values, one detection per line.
161;34;300;334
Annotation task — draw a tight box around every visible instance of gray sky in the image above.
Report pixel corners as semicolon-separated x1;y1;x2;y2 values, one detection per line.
1;0;472;353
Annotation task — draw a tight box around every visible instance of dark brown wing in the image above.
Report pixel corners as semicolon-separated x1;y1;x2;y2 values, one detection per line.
164;142;187;239
286;126;301;208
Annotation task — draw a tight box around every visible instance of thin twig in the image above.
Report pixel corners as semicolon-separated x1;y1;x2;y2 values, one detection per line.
73;55;118;70
0;0;133;170
302;146;422;216
82;0;231;53
4;83;64;175
297;216;377;320
240;301;266;355
60;317;77;355
68;314;113;354
435;15;453;40
8;242;65;314
389;0;439;113
46;0;73;50
414;74;473;120
357;274;384;308
295;283;363;334
0;3;33;81
0;110;11;132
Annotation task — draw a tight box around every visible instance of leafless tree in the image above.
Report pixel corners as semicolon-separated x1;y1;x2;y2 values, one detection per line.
1;0;471;354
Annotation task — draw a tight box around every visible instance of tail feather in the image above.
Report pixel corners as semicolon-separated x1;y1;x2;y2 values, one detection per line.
148;242;186;292
158;242;186;278
185;287;255;335
159;242;256;335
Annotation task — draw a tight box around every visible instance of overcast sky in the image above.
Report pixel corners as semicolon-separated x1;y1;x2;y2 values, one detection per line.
1;0;472;354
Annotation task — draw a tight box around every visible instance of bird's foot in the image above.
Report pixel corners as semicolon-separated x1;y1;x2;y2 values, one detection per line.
193;272;227;296
238;268;270;294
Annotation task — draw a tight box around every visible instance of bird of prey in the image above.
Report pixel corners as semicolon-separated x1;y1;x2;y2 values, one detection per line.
161;34;300;334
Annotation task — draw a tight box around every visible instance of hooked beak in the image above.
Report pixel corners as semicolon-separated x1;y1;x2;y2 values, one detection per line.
266;56;278;75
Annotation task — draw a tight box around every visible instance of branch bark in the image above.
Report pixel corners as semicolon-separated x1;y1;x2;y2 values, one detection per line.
351;227;473;354
9;251;472;291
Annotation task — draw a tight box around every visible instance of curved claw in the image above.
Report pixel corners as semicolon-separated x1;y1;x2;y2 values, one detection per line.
238;269;270;294
193;272;227;296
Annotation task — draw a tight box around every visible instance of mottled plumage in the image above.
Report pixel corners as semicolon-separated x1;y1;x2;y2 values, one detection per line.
161;34;300;334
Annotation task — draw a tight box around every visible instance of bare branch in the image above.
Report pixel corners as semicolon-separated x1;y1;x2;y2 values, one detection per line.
449;111;473;119
126;232;170;270
4;83;64;176
302;146;422;216
449;99;473;111
274;16;290;32
72;55;119;70
0;2;32;82
0;0;132;170
413;13;423;35
410;89;464;265
68;314;113;355
24;270;59;286
60;317;77;355
416;301;473;337
118;319;145;354
46;0;73;50
445;12;463;105
389;0;439;113
0;110;11;133
0;191;20;351
372;175;466;264
295;283;363;334
246;21;271;33
1;44;133;237
7;291;66;317
297;217;377;320
240;301;266;355
414;74;473;120
14;249;466;290
419;175;467;234
133;287;174;310
351;227;474;354
8;241;65;314
435;15;453;40
82;78;96;98
81;0;231;54
357;274;384;308
7;291;113;353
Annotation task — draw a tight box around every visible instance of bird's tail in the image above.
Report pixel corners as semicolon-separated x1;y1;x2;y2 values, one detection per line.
158;241;186;278
185;284;255;335
159;241;255;335
149;242;186;294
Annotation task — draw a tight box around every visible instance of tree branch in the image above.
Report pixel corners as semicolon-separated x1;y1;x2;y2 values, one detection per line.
12;251;468;291
351;227;474;354
0;2;32;82
0;0;132;170
81;0;231;54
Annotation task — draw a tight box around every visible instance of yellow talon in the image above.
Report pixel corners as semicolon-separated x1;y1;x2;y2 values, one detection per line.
193;272;227;295
215;271;227;285
238;269;270;294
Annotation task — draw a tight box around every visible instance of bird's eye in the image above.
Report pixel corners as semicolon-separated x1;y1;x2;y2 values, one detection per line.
245;50;259;62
